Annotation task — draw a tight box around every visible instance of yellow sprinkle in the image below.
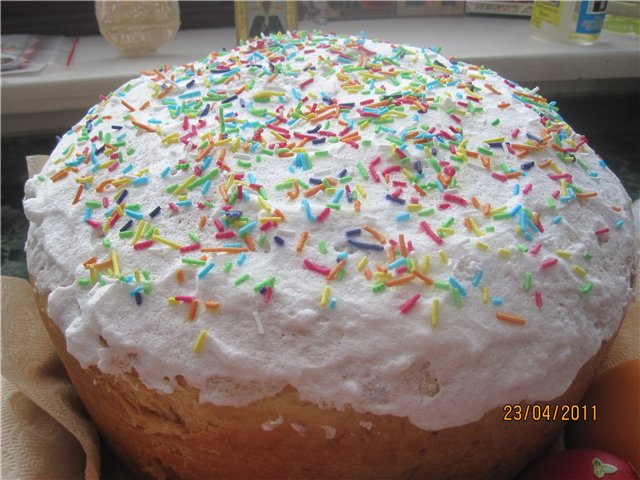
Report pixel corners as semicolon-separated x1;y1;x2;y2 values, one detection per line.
167;297;179;305
357;256;369;271
75;176;94;184
111;178;131;187
320;285;331;307
483;137;505;144
64;144;76;159
467;218;484;237
555;250;572;259
431;298;439;326
111;250;120;277
402;168;414;181
192;330;208;353
476;241;489;251
572;265;587;277
406;204;422;212
421;255;430;274
482;287;490;304
374;271;393;281
438;249;448;263
259;216;282;223
437;227;455;237
89;265;97;284
162;133;180;144
257;196;271;212
134;268;141;283
174;175;197;195
489;205;507;215
498;248;511;257
560;179;568;197
355;184;367;199
151;234;182;250
549;161;562;174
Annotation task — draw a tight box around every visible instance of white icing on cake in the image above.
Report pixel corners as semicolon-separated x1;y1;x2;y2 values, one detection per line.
24;32;635;431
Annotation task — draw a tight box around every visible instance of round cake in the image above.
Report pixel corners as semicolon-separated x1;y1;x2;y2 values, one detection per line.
24;31;636;479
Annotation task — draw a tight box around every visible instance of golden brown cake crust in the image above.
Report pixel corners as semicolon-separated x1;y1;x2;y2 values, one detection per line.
33;286;611;480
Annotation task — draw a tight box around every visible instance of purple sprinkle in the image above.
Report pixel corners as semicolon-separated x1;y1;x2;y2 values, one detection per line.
149;206;161;218
135;292;143;305
345;228;361;237
120;219;133;232
348;239;384;251
385;194;406;205
274;235;285;246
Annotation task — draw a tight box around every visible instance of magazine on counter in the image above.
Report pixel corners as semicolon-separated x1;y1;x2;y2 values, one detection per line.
1;34;72;74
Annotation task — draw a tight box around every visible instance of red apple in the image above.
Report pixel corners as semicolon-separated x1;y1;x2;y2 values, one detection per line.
519;448;638;479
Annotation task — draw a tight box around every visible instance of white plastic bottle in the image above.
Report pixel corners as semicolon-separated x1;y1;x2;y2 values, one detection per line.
530;1;609;45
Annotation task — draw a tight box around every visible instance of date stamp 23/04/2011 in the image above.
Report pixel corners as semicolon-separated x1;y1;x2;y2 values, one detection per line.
503;404;597;422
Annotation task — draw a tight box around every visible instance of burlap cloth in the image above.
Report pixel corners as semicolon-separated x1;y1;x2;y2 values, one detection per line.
1;157;637;479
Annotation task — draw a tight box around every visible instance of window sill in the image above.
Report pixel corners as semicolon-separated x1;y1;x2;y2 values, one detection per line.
2;17;638;138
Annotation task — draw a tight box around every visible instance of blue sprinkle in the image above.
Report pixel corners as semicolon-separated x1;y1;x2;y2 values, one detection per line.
395;212;411;222
221;95;237;104
347;239;384;251
385;194;405;205
509;204;522;217
197;262;216;279
388;258;406;270
471;268;484;287
83;208;92;222
135;292;143;305
237;221;257;237
149;206;161;218
120;219;133;232
301;199;316;222
332;189;344;204
552;215;563;225
345;228;361;237
132;176;149;186
237;252;247;266
513;184;520;195
337;252;349;261
274;235;285;246
122;164;134;175
328;298;337;309
615;219;624;229
116;189;128;204
490;297;503;306
201;179;211;195
448;276;467;297
160;167;171;178
175;200;192;207
125;209;144;220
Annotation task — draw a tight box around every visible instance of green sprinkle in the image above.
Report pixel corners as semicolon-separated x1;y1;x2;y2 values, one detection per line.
583;252;593;261
372;282;386;293
119;230;134;239
523;272;532;291
182;258;206;266
318;240;328;254
77;278;91;286
434;281;450;290
102;238;111;248
579;281;593;294
452;288;462;306
234;273;250;286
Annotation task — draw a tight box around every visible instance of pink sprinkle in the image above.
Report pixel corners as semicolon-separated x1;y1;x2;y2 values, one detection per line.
102;197;110;208
449;144;457;154
595;227;610;236
260;221;273;232
344;140;359;149
395;147;407;159
450;114;462;124
179;243;201;253
506;143;516;155
443;193;468;207
86;219;102;229
338;126;350;137
491;172;508;182
182;115;189;131
535;291;543;308
108;212;121;228
443;165;456;177
396;265;408;275
175;295;195;303
299;78;314;89
215;230;236;239
237;184;243;200
552;190;560;199
530;243;542;255
316;207;331;222
392;180;407;187
548;173;573;182
437;203;451;210
420;221;443;245
168;202;179;212
213;218;225;232
133;240;154;250
511;128;520;139
522;183;533;195
368;163;381;183
303;259;331;276
399;293;421;314
540;258;558;269
108;161;120;172
390;188;403;198
381;165;402;176
263;286;273;303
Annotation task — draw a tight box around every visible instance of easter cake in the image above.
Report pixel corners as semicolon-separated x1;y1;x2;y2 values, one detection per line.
24;31;636;479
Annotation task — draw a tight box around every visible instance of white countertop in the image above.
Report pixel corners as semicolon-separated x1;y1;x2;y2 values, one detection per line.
2;16;639;137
